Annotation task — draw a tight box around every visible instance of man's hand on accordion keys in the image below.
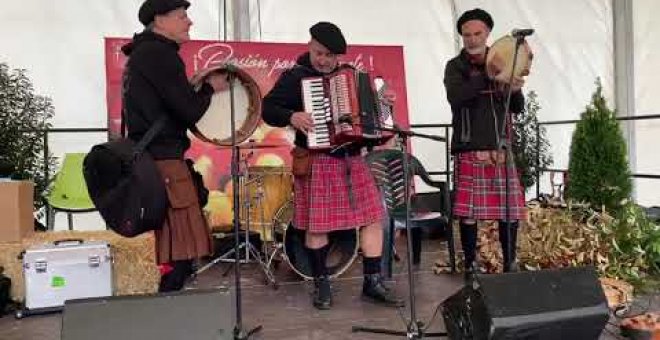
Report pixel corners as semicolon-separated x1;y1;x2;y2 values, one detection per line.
290;111;314;135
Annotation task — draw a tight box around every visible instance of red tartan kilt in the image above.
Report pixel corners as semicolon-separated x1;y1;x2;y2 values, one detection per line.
453;151;526;221
293;153;385;233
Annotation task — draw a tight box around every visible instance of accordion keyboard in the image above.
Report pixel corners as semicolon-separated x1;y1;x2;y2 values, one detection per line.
302;77;332;149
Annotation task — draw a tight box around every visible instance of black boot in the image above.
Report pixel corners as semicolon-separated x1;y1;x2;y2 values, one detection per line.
499;221;519;273
312;275;332;310
362;273;404;307
459;221;478;282
307;245;332;309
158;260;193;292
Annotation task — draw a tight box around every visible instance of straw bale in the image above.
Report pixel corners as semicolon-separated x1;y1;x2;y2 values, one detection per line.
0;230;158;301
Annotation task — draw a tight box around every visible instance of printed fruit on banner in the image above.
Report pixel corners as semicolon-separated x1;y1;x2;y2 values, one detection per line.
206;190;232;227
255;153;285;166
192;155;214;189
263;127;294;144
249;124;268;142
222;177;234;199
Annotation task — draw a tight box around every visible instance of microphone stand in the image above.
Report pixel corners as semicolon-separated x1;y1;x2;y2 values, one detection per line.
226;67;262;340
352;126;447;339
498;34;527;273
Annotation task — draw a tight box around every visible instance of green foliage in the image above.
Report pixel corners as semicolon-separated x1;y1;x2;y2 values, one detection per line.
0;62;56;213
600;201;660;288
565;79;632;212
512;91;553;191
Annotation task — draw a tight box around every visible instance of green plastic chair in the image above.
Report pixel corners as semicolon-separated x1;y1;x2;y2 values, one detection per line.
47;153;96;230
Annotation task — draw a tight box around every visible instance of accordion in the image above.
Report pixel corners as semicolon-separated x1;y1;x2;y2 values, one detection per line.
301;67;394;150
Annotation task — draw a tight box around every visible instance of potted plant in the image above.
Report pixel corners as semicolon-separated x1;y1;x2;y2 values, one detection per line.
0;62;56;216
512;90;553;193
565;79;632;212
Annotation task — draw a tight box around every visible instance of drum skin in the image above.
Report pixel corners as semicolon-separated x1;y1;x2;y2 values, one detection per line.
190;65;262;146
272;199;359;280
486;35;533;83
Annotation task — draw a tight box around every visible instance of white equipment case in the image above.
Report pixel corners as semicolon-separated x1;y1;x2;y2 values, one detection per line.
19;239;112;316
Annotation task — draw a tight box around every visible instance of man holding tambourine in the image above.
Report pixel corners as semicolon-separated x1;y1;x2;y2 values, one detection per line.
444;8;532;282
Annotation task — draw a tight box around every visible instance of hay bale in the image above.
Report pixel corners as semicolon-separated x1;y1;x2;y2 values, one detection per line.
0;230;159;301
0;241;25;301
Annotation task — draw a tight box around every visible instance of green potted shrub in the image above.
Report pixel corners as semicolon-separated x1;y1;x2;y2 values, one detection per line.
512;90;553;193
0;62;56;215
565;79;632;212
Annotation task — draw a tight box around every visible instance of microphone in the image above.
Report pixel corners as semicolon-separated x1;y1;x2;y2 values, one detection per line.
511;28;534;38
223;62;238;73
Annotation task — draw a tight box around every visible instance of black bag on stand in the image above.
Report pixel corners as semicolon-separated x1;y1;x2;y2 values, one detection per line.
83;117;168;237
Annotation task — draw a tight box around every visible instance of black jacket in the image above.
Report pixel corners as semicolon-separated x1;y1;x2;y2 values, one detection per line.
262;53;333;150
444;49;525;154
121;30;214;159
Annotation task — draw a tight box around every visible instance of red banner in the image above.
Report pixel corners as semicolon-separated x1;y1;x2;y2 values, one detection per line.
105;38;409;228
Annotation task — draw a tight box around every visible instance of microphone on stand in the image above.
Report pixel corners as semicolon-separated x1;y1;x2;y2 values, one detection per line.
222;61;238;73
511;28;534;38
386;123;446;142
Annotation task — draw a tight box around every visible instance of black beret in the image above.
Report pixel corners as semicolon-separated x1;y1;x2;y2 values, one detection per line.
138;0;191;26
457;8;494;34
309;22;347;55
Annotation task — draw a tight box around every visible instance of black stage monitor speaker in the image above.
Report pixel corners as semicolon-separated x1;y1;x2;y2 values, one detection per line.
61;288;235;340
441;267;609;340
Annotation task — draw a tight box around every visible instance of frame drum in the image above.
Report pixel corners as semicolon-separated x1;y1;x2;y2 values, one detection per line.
190;65;262;146
486;35;533;83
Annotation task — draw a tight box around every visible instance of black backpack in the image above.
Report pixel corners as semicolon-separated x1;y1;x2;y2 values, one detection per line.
83;118;168;237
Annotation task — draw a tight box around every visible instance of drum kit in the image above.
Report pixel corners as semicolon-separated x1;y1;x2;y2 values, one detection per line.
189;64;359;287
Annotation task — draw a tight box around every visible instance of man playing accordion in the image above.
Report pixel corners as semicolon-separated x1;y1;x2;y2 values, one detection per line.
262;22;403;310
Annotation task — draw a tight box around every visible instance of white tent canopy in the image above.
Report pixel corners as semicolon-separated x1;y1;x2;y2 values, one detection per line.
1;0;657;230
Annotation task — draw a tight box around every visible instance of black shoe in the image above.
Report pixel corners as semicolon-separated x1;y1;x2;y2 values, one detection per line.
362;274;404;307
463;261;479;283
312;276;332;310
503;261;519;273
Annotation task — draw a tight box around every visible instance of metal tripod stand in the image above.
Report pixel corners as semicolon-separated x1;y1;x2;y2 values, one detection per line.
195;158;277;289
352;126;447;339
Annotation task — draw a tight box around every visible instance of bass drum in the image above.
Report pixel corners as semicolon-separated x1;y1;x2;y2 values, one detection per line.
272;199;359;280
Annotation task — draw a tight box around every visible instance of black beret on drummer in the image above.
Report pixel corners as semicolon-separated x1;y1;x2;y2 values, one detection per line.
138;0;191;26
456;8;494;34
309;22;347;54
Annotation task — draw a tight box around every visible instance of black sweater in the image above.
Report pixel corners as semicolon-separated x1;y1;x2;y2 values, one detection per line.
444;49;525;154
261;53;331;150
121;30;214;159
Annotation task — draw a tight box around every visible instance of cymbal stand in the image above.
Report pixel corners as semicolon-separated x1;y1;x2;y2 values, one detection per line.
264;196;288;276
195;161;277;289
242;171;279;288
256;174;287;280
